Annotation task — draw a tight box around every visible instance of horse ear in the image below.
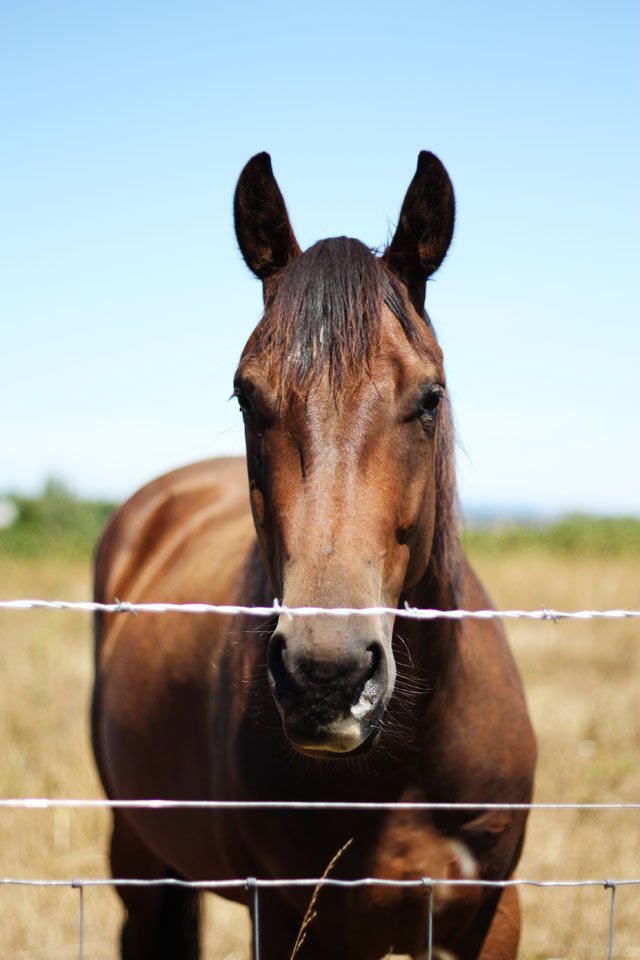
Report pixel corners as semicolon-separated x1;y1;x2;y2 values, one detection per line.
234;153;301;286
384;151;455;312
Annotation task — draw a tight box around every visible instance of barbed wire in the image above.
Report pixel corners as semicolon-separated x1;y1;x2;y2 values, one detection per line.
1;598;639;621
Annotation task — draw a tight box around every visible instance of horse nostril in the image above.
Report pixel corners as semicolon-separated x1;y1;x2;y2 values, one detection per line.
351;642;385;717
267;633;293;703
366;641;383;680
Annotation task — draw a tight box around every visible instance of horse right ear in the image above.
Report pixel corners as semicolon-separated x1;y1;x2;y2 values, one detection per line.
384;151;455;314
234;153;301;286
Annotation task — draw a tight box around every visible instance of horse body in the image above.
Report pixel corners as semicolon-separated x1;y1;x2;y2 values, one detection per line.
92;153;535;959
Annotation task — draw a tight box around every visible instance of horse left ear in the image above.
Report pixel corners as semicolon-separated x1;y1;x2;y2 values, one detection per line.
384;151;455;313
234;152;301;288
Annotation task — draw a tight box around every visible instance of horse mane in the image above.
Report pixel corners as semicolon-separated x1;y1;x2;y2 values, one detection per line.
244;236;462;602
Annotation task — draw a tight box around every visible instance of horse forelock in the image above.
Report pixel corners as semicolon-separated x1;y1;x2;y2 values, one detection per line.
243;235;462;603
245;237;432;395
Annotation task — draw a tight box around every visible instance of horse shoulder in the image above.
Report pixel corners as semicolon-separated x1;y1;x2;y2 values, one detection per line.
94;457;250;607
92;457;256;802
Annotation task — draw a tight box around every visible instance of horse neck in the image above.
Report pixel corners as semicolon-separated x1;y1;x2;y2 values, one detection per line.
398;560;463;687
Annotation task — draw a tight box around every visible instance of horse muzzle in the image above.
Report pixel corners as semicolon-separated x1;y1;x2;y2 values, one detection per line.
267;620;394;757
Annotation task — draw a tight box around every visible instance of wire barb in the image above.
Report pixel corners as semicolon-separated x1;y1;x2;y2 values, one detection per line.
272;598;293;621
113;597;138;616
541;604;558;623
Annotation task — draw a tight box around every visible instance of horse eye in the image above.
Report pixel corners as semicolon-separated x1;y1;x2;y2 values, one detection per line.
418;388;443;417
234;389;254;417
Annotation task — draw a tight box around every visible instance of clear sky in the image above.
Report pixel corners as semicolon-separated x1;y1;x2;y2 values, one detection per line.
1;1;638;515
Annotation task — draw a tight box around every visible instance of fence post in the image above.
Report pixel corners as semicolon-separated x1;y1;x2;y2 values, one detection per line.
605;878;617;960
422;878;433;960
72;879;84;960
246;877;260;960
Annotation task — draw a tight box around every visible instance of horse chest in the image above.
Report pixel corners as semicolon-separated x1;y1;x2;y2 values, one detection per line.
226;809;485;958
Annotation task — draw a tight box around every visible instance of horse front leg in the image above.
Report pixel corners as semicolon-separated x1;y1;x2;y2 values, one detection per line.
110;811;201;960
475;885;520;960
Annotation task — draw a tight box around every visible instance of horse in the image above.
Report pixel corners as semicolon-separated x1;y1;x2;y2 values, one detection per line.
92;151;536;960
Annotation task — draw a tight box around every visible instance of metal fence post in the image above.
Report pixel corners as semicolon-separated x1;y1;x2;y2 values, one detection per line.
247;877;260;960
72;879;84;960
422;877;433;960
605;878;617;960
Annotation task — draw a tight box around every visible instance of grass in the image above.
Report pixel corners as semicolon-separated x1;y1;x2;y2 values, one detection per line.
468;548;640;960
0;522;638;958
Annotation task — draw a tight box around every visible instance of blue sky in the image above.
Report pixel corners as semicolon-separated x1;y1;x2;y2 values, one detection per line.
1;1;638;515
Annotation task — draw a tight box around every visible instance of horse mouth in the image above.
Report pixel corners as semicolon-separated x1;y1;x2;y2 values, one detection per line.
287;724;382;760
293;735;381;759
268;630;392;759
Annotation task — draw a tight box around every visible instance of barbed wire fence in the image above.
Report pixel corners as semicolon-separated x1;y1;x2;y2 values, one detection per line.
1;599;639;959
2;598;640;620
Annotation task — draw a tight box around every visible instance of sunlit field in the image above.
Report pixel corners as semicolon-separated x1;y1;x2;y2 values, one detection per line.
0;525;638;958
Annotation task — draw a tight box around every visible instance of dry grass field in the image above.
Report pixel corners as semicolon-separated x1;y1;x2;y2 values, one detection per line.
0;545;638;959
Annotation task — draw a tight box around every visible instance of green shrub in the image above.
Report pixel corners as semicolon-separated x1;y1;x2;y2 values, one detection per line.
464;513;640;557
0;479;114;560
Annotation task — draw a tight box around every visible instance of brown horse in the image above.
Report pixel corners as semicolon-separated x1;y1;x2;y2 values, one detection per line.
92;151;536;960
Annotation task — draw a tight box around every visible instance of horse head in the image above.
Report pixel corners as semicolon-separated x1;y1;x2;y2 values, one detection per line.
233;152;456;759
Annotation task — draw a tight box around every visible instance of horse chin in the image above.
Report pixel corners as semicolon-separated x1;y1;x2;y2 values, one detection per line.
289;726;381;760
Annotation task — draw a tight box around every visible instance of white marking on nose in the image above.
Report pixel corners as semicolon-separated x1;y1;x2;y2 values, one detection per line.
351;678;378;720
